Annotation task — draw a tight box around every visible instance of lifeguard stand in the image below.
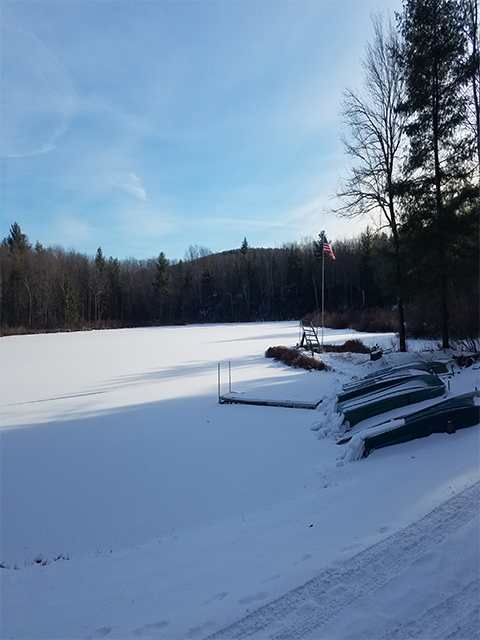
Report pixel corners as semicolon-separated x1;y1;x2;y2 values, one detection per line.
299;319;321;353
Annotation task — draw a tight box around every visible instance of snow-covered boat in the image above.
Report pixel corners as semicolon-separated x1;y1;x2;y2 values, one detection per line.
361;391;480;456
336;372;446;428
337;362;447;404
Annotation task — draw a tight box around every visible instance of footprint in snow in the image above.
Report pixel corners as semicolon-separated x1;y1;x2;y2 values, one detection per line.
260;573;282;585
185;621;214;638
132;621;170;638
85;628;112;639
203;592;228;606
238;591;269;605
294;554;313;565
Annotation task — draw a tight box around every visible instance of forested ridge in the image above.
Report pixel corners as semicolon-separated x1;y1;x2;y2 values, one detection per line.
1;0;479;346
1;227;392;332
1;225;478;343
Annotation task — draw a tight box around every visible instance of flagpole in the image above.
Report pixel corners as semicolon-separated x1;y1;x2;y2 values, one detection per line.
321;230;325;352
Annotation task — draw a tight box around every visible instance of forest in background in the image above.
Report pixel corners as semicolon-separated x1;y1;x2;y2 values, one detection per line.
1;223;478;346
1;0;479;348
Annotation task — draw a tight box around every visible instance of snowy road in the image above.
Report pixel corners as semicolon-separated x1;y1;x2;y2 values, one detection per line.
205;481;480;640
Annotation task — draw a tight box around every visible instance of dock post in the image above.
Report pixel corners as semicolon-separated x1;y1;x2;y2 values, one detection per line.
218;363;221;403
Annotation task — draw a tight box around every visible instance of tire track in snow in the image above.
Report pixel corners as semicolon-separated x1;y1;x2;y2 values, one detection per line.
382;579;479;640
203;481;480;640
444;599;480;640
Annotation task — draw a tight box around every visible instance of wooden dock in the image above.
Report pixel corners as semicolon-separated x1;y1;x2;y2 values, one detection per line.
216;361;322;410
219;393;322;410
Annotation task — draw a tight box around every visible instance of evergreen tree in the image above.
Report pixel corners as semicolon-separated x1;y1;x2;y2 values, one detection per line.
239;238;250;315
240;237;249;257
287;244;303;317
201;262;216;320
6;222;30;254
107;257;122;321
91;247;107;324
463;0;480;195
153;252;171;323
1;223;32;326
399;0;471;348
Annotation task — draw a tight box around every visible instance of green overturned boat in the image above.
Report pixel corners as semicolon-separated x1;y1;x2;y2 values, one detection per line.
338;362;447;405
362;391;480;456
336;370;446;427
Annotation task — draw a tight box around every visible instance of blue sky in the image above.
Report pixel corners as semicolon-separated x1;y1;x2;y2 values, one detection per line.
1;0;402;261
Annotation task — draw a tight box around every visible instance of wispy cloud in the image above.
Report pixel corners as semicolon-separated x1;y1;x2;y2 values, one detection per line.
119;173;148;201
0;19;77;158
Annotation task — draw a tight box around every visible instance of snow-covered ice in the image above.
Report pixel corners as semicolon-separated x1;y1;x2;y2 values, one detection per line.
1;322;479;639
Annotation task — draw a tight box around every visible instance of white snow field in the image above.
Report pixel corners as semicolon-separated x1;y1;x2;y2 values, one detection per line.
1;322;479;640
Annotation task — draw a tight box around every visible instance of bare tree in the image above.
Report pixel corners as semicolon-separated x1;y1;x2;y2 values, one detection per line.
335;12;408;350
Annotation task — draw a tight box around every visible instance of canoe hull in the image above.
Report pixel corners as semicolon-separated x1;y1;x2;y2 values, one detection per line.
363;392;480;456
337;374;446;427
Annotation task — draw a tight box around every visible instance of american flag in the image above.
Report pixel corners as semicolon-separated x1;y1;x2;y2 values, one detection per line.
323;236;335;260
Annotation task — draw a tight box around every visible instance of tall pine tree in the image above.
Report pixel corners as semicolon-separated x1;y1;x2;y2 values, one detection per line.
153;252;171;324
399;0;471;348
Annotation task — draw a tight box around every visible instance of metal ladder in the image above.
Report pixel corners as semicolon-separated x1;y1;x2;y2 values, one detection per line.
299;319;321;353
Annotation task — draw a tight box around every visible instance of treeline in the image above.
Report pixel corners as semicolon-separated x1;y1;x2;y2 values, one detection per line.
1;224;478;342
